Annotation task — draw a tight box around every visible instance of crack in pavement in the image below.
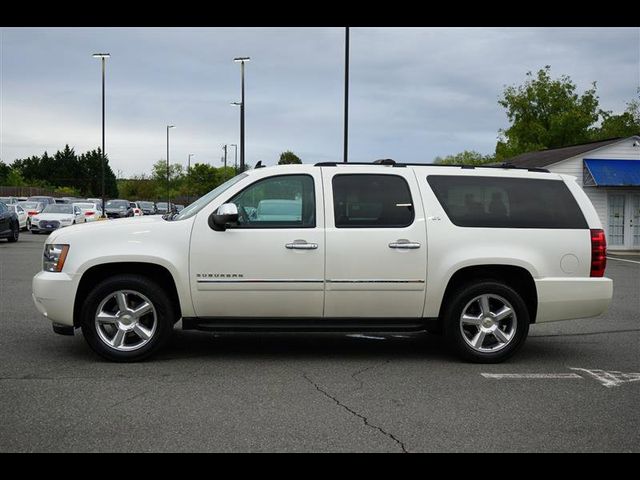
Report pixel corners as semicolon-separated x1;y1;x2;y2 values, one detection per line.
302;372;407;453
351;360;390;392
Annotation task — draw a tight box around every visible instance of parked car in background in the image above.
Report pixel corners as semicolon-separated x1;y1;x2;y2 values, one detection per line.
8;204;28;230
136;201;157;215
0;196;19;205
129;202;144;216
73;202;102;222
30;204;86;234
155;202;170;215
0;201;19;242
175;204;185;212
105;199;134;219
27;196;56;206
18;201;45;230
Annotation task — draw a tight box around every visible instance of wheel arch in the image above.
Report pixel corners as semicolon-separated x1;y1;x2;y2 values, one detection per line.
73;262;182;328
437;264;538;324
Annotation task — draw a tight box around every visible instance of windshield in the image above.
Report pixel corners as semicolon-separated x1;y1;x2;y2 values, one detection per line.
173;174;248;221
106;200;129;209
43;205;73;214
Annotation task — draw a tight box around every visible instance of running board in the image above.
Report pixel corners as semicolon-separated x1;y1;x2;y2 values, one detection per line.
181;317;435;333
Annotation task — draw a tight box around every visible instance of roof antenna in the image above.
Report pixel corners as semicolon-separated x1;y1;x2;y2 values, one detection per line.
373;158;395;165
255;160;265;169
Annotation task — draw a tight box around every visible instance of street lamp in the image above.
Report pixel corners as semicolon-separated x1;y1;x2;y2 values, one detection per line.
166;125;175;212
229;144;238;174
233;56;250;172
92;53;110;217
187;153;194;205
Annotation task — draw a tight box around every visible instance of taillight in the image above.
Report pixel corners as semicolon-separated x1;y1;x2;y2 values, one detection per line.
85;211;94;216
28;211;37;216
590;229;607;277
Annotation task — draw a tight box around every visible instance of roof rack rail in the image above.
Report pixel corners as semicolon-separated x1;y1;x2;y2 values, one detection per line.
313;161;549;173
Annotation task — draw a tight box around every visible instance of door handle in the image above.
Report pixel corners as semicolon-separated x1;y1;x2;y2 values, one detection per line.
285;240;318;250
389;239;421;249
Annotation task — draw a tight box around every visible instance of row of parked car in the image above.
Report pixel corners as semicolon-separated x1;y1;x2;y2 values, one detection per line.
0;195;185;242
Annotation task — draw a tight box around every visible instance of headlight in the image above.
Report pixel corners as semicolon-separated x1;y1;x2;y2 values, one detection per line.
33;217;40;222
61;217;73;222
43;244;70;272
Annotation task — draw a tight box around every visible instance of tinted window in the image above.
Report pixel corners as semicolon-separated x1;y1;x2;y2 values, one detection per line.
427;175;588;229
332;174;414;228
228;174;315;228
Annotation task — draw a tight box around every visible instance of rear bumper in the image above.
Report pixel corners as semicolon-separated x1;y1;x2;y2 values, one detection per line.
535;277;613;323
32;271;79;327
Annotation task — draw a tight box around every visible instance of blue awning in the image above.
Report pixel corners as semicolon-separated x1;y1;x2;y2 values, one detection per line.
583;159;640;187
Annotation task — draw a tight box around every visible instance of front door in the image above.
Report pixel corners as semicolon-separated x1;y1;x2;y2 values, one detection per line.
322;167;427;318
608;192;640;249
189;171;325;318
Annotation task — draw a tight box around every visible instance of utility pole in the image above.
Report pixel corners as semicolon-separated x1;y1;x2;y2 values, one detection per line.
222;144;228;181
343;27;350;163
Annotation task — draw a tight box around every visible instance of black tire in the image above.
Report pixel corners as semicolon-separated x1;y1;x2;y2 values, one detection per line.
80;274;176;362
26;218;31;230
31;230;39;234
7;222;19;242
443;280;530;363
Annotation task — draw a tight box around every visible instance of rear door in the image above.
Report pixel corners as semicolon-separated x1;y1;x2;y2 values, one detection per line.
322;167;427;318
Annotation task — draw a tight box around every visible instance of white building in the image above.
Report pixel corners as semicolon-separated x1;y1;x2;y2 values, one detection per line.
506;135;640;251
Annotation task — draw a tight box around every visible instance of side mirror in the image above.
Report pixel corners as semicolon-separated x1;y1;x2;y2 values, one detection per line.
209;203;239;231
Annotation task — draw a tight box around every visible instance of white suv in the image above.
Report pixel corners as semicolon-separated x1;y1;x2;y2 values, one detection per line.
32;161;613;362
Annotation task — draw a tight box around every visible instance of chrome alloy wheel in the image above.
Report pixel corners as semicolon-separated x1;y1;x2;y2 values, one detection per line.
94;290;157;351
459;294;517;353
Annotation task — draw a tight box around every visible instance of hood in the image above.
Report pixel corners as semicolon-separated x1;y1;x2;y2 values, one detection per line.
47;214;185;245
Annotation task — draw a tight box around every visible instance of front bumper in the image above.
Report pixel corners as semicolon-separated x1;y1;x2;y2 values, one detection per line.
535;277;613;323
32;271;79;327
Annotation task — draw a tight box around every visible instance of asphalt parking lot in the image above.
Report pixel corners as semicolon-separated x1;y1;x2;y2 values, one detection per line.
1;232;638;452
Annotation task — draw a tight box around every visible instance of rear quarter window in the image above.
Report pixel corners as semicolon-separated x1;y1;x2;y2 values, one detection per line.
426;175;588;229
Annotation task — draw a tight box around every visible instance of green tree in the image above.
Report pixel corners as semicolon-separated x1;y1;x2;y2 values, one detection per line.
434;150;494;165
77;148;118;197
0;161;10;184
596;92;640;139
5;168;26;187
278;150;302;165
495;66;601;160
152;159;184;199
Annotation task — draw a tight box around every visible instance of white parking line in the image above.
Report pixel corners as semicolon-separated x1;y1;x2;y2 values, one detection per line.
607;256;640;265
569;368;640;388
482;368;640;387
481;373;582;379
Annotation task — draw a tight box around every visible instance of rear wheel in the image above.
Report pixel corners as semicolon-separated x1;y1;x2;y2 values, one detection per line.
443;281;529;363
80;274;176;362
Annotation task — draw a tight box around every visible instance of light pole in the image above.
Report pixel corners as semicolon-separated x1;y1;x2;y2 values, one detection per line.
187;153;194;205
230;144;238;174
233;56;250;172
222;144;228;180
92;53;110;217
166;125;175;212
343;27;349;163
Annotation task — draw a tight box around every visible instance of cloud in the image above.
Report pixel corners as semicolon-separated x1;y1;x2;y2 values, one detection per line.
1;27;638;175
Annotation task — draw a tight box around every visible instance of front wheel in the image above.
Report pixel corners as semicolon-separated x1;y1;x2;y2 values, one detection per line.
443;281;529;363
7;223;19;242
80;274;176;362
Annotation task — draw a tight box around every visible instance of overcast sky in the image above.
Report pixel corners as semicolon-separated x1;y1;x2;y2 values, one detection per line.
1;27;638;177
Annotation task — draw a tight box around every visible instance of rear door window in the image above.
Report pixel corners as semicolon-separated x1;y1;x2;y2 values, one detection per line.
427;175;587;229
